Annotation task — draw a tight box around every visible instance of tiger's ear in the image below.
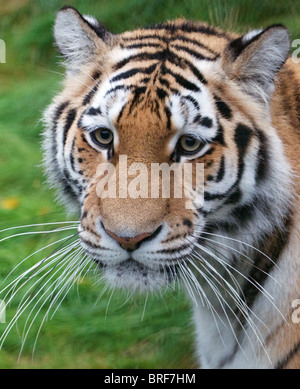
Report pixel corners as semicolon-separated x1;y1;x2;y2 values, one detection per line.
54;6;111;72
222;25;290;105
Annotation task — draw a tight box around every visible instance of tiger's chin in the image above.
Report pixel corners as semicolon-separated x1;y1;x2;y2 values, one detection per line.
99;259;177;294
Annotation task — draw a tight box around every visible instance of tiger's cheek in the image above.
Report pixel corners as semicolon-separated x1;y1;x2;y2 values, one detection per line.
162;200;197;243
71;133;107;181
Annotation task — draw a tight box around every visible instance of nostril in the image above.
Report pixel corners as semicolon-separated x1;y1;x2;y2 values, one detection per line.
103;224;162;251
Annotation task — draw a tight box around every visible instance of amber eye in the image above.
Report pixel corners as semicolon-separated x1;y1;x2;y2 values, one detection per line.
91;128;113;147
179;135;201;153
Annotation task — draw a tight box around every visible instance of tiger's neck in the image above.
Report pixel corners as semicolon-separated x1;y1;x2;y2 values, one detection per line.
192;60;300;369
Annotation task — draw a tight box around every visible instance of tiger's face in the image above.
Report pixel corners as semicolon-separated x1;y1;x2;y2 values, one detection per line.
43;7;290;292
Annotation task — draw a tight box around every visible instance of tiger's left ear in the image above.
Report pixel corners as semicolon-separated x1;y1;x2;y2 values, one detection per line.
222;25;290;105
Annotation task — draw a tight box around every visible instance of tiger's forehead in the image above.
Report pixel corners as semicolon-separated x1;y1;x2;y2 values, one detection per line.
117;19;233;55
80;31;220;142
80;67;218;144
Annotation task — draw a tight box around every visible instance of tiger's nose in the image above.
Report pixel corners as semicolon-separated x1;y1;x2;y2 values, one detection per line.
104;225;162;251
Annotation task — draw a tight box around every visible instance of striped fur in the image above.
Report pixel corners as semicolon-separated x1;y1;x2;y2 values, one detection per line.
43;7;300;368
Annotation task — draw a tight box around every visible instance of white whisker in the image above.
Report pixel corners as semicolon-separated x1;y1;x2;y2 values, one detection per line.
196;230;279;269
2;235;79;285
31;254;90;359
141;293;148;321
0;221;80;234
0;242;80;351
0;226;79;244
187;255;272;364
19;249;86;360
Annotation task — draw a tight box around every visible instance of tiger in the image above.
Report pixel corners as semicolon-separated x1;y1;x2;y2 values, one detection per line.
41;6;300;369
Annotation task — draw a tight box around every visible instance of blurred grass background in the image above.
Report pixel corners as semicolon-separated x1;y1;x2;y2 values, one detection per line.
0;0;299;369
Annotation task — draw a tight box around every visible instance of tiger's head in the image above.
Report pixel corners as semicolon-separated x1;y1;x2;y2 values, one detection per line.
43;7;291;293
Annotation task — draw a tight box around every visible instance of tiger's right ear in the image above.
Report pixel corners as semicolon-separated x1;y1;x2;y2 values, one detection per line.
54;7;112;72
222;25;290;105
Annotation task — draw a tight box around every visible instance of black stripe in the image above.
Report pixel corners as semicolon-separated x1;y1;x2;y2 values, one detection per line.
70;138;76;171
200;116;213;128
214;123;225;145
167;53;207;84
204;147;215;156
164;106;172;130
81;134;89;144
173;35;220;56
224;188;242;204
156;87;168;100
275;340;300;369
107;145;114;161
91;70;101;80
60;179;79;199
111;64;157;82
156;243;190;254
242;216;291;316
182;95;200;110
231;201;256;223
122;34;167;42
111;67;142;82
141;76;151;84
215;155;225;182
234;123;253;178
171;44;218;61
81;238;110;251
151;99;161;116
63;108;77;145
114;51;165;71
159;77;170;88
146;22;230;39
204;123;251;202
204;191;226;201
255;129;269;183
51;102;70;151
50;101;70;173
124;42;162;50
128;86;147;113
217;212;291;368
214;96;232;120
83;84;99;105
114;46;207;88
104;84;129;98
166;68;200;92
116;103;127;123
61;108;80;198
159;77;180;95
54;101;69;122
87;107;102;116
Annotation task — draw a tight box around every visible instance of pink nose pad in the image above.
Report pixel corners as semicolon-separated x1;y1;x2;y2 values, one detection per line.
104;229;153;251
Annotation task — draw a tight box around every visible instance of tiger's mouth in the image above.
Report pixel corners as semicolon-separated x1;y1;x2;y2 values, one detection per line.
95;257;178;293
79;220;196;292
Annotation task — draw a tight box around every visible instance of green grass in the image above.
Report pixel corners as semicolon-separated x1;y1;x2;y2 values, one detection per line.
0;0;299;369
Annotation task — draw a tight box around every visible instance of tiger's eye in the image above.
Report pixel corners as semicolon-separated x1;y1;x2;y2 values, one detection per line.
91;128;113;146
179;135;201;152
